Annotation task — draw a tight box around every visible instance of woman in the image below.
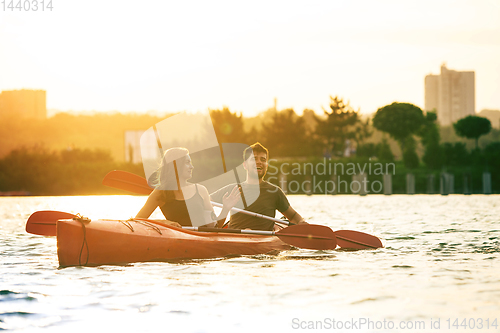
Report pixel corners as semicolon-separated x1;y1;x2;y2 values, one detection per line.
136;147;239;228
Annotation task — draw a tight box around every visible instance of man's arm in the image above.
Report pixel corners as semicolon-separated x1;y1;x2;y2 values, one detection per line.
282;206;308;225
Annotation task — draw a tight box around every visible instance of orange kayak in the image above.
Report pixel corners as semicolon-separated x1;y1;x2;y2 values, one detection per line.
57;218;290;267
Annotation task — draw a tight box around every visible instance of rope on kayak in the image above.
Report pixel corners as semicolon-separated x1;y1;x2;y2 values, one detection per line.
136;221;163;235
127;218;162;235
73;214;90;266
119;220;135;232
135;220;162;234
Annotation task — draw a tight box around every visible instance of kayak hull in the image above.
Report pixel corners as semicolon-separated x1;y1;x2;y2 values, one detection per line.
56;219;290;267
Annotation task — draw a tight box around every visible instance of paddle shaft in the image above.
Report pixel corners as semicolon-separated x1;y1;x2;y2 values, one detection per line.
210;201;290;225
212;200;379;248
183;226;335;241
134;218;337;249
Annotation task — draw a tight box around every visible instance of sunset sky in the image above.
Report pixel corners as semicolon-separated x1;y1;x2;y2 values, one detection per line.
1;0;499;116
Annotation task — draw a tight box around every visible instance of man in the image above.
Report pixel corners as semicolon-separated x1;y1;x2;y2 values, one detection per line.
210;142;307;230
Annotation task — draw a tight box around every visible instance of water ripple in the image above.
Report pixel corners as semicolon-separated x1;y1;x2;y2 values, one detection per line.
1;195;500;332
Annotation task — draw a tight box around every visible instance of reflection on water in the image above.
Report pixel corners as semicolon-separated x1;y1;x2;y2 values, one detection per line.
0;195;499;332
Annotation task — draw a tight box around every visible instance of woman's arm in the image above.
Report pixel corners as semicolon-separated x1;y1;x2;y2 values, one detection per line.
135;189;182;228
135;189;164;219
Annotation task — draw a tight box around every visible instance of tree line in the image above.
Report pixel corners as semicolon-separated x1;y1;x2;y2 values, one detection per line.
210;97;499;171
0;97;499;194
0;147;143;195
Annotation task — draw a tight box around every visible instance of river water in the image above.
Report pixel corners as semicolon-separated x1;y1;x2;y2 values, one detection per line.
0;195;499;332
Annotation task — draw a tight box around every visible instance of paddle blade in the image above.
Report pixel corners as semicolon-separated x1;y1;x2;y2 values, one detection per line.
26;211;76;236
102;170;152;195
334;230;383;249
276;224;337;250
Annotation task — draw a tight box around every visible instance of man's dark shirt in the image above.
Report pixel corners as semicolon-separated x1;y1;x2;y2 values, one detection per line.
210;181;290;231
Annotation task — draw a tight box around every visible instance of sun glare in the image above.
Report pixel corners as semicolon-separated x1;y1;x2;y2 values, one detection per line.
0;0;499;115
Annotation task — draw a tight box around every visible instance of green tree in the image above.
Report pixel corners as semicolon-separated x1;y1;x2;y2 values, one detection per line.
453;115;492;149
260;109;312;157
356;141;394;162
209;107;248;144
372;102;425;168
377;137;394;162
315;96;359;156
442;142;469;166
356;143;377;158
353;118;373;148
484;142;500;170
402;136;420;169
418;111;443;169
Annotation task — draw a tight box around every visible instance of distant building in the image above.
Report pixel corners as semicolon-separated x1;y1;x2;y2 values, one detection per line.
425;65;475;126
478;109;500;129
0;89;47;119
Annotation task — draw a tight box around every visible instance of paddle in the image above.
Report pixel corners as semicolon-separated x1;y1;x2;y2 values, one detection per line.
211;203;382;249
25;211;337;250
102;170;152;195
138;218;337;250
26;211;77;236
102;170;384;249
188;224;336;250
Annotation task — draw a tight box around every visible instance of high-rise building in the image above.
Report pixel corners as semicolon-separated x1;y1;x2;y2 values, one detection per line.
425;65;475;126
0;89;47;119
